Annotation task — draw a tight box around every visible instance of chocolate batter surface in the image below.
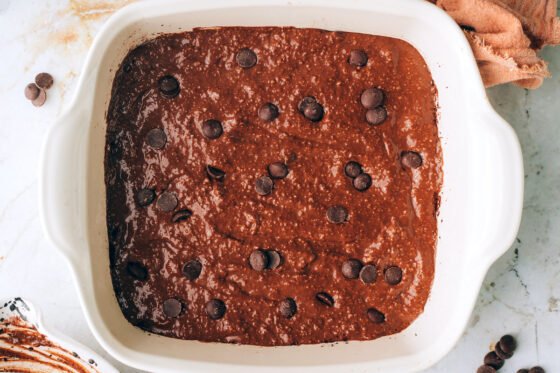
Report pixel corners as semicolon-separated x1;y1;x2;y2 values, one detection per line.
105;27;442;346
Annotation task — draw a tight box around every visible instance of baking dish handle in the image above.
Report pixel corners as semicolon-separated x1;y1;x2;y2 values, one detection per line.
39;106;88;264
468;106;524;266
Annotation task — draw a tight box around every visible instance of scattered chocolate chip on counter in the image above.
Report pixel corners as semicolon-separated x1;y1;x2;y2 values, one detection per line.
35;72;54;89
475;334;545;373
24;83;40;100
24;72;54;107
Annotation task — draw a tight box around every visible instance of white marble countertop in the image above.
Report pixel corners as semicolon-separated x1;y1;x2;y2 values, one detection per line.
1;1;559;372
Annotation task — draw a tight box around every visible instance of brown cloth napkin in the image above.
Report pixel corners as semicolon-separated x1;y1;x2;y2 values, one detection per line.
430;0;560;88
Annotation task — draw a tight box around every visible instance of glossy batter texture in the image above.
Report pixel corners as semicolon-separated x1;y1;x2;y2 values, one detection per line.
105;27;442;346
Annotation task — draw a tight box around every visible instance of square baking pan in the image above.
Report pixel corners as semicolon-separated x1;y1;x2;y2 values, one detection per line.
39;0;524;371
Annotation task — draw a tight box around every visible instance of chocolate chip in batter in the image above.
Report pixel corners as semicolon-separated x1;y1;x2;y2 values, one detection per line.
477;366;497;373
316;292;335;307
341;259;362;279
158;75;180;98
517;370;529;373
136;188;155;207
400;151;423;169
24;83;40;100
495;342;513;360
258;103;279;122
123;62;133;73
266;250;282;270
326;205;348;224
365;106;387;125
182;259;202;281
267;162;289;179
367;308;385;323
157;191;178;212
35;72;54;90
236;48;257;68
145;128;167;149
298;96;324;122
483;351;504;370
348;49;368;67
201;119;223;140
498;334;517;355
353;173;372;191
126;261;148;280
206;299;226;320
344;161;362;178
249;249;269;271
172;209;192;223
359;264;377;284
255;175;274;196
384;266;403;285
163;298;183;318
206;165;225;181
279;298;297;319
360;88;384;109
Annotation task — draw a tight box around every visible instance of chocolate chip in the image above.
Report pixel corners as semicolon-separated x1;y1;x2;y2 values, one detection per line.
157;191;178;212
163;298;183;318
182;260;202;280
258;103;279;122
298;96;324;122
360;88;384;109
326;205;348;224
495;342;513;360
484;351;504;370
201;119;223;140
517;370;530;373
359;264;377;284
136;188;155;207
344;161;362;178
316;292;334;307
236;48;257;68
266;250;282;269
498;334;517;354
24;83;40;100
206;165;225;181
279;298;297;319
341;259;362;279
400;151;423;169
172;209;192;222
126;261;148;280
529;367;545;373
348;49;368;67
255;175;274;196
384;266;403;285
249;249;269;271
206;299;226;319
477;366;496;373
352;173;372;191
365;106;387;125
123;62;133;73
35;72;54;90
145;128;167;149
367;308;385;323
158;75;179;98
32;89;47;107
267;162;289;179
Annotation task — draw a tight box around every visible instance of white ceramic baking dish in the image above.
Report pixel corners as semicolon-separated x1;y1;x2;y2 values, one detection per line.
39;0;524;372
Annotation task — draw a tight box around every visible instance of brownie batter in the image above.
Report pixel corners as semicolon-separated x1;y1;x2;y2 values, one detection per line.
105;27;442;346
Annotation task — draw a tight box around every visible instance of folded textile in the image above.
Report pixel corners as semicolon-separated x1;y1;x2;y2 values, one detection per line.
430;0;560;88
